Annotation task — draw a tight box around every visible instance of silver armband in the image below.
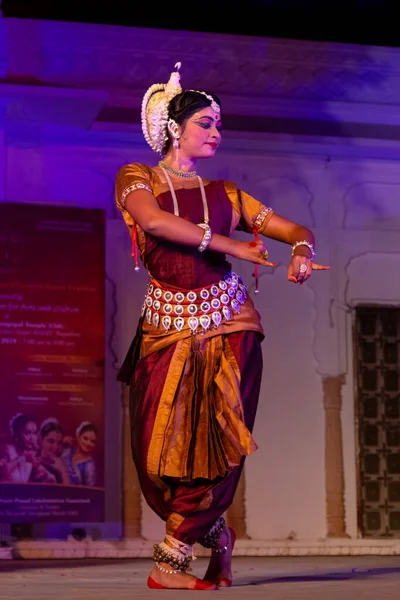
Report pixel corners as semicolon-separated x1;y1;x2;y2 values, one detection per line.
253;206;273;231
121;183;152;208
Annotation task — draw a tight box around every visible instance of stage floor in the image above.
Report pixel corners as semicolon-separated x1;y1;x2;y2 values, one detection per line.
1;555;400;599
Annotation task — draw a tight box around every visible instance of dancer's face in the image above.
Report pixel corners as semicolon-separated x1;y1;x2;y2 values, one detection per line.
77;430;96;454
20;421;38;450
42;430;63;458
179;107;222;159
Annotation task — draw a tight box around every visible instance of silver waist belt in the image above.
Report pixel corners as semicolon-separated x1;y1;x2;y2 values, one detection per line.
142;271;248;334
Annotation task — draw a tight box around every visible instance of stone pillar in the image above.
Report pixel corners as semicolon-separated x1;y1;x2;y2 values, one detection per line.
121;384;143;538
323;374;349;538
226;468;249;539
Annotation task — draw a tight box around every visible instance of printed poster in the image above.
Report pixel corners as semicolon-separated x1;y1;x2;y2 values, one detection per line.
0;203;105;522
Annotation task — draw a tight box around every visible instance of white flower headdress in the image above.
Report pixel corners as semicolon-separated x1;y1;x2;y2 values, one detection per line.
141;62;183;155
39;417;61;433
9;413;23;436
141;62;222;155
76;421;92;435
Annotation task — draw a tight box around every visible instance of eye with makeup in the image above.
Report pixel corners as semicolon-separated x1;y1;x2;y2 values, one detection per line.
195;121;223;132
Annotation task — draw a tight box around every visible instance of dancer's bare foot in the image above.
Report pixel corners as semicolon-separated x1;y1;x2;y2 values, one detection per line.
203;527;236;587
147;563;217;590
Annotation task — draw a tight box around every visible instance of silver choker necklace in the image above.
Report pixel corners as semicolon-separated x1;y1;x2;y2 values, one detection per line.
158;161;197;179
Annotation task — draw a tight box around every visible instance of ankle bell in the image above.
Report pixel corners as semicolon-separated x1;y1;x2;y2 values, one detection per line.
197;515;229;551
152;535;195;573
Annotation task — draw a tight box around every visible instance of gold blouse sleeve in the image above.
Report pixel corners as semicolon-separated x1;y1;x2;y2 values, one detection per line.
223;181;274;236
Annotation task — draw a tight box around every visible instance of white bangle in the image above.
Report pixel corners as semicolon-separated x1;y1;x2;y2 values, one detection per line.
291;240;315;261
197;223;212;252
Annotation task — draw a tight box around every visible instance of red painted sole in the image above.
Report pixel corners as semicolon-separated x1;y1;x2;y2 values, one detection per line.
147;576;218;590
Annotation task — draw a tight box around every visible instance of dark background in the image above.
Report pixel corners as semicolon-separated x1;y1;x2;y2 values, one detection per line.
2;0;399;48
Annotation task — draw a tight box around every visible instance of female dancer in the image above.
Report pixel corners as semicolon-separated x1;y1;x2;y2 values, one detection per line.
115;62;329;590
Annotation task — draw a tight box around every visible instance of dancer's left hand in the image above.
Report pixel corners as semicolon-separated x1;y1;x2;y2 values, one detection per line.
288;255;330;284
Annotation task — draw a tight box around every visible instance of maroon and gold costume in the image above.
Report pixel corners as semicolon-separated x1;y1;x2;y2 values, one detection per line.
115;163;273;543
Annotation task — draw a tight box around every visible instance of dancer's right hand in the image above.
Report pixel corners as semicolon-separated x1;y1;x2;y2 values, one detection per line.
233;238;277;267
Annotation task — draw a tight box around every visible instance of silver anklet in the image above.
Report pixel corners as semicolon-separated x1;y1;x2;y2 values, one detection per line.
213;527;231;554
152;540;191;571
155;561;182;575
198;515;226;549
